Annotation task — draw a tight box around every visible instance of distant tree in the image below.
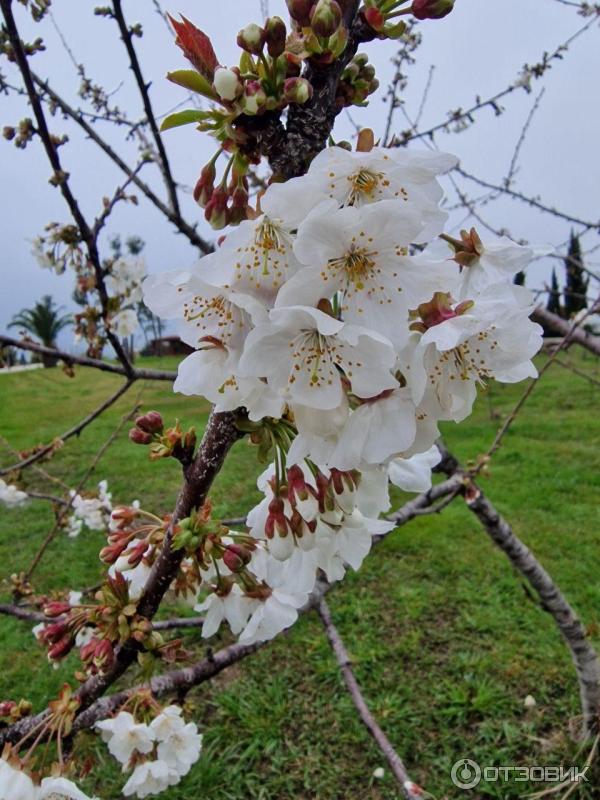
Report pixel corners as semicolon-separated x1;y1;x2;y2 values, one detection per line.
9;295;72;366
564;231;588;317
547;268;562;316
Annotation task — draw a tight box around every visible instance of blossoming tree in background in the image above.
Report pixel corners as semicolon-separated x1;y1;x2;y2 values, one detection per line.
1;1;600;798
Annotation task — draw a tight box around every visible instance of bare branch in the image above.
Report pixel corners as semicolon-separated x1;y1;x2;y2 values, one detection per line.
532;307;600;357
318;599;425;800
0;335;177;382
111;0;181;218
0;379;134;477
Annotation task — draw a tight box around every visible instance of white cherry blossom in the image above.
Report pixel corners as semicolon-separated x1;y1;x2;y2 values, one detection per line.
264;145;456;241
388;445;442;493
238;305;398;410
277;202;451;346
122;760;179;798
96;711;155;765
0;479;28;508
38;776;97;799
0;758;37;800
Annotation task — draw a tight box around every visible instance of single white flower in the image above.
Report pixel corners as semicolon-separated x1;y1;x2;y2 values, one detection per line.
156;721;202;776
195;584;257;638
277;202;451;347
0;758;37;800
204;213;305;305
408;285;542;422
238;306;398;410
109;560;152;602
264;145;456;240
96;711;155;765
111;308;139;337
388;445;442;493
38;775;97;799
121;760;180;798
0;479;28;508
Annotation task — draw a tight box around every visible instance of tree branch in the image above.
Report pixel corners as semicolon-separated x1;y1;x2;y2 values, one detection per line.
0;379;134;477
317;599;425;800
435;443;600;738
111;0;182;218
532;307;600;358
30;73;213;254
0;335;177;382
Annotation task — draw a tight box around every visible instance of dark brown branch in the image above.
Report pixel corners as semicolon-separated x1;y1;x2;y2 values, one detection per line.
318;599;425;800
0;604;46;624
111;0;181;218
30;73;213;254
435;444;600;738
0;335;177;382
0;379;134;477
0;0;133;375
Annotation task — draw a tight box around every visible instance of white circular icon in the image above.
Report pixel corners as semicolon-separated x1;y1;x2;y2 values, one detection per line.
451;759;482;790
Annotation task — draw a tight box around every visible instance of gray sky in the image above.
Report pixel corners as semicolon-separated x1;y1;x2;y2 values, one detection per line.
1;0;599;351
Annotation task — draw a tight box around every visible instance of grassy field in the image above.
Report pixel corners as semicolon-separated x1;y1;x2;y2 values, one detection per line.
0;352;599;799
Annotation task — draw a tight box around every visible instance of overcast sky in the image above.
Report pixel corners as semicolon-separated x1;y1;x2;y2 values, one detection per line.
1;0;599;351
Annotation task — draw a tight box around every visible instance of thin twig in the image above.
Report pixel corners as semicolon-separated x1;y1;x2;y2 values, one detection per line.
318;599;426;799
0;379;134;477
23;397;142;584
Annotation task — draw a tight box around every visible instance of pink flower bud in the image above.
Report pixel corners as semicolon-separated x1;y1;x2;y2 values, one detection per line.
265;16;287;57
193;160;217;207
204;187;230;230
223;543;252;573
43;601;71;618
411;0;455;20
129;427;152;445
48;636;75;661
310;0;342;38
237;22;266;55
286;0;315;26
362;6;385;31
283;77;313;105
135;411;164;434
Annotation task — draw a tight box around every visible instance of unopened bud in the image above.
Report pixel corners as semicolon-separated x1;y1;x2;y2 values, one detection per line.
129;427;152;445
48;636;75;661
411;0;455;20
310;0;342;37
223;543;252;573
362;6;385;31
135;411;164;434
241;80;268;115
204;187;230;230
265;16;287;57
237;22;266;55
283;77;313;105
213;66;243;102
286;0;315;26
43;601;71;618
194;160;217;207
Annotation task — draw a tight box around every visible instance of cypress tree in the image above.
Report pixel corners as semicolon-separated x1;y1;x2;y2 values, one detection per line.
564;231;588;317
547;268;561;316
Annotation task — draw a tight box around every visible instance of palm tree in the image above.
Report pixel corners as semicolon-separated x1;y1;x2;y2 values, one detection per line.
9;295;72;367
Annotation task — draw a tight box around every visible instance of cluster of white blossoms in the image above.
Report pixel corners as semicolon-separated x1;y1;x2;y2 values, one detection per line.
0;479;29;508
65;480;113;538
144;143;544;646
106;257;146;338
0;757;96;800
96;706;202;798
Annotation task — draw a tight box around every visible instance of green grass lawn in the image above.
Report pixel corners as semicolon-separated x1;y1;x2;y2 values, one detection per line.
1;352;599;799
